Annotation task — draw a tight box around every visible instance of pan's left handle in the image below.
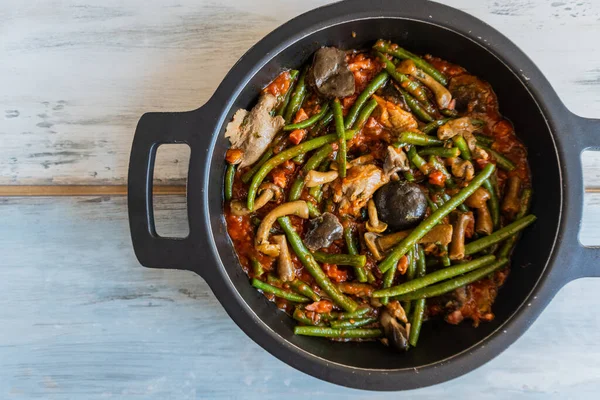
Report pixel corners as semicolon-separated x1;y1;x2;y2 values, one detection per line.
573;115;600;278
127;105;213;272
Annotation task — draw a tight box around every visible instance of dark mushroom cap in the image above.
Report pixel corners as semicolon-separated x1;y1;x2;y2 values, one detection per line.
303;212;343;251
374;181;427;231
309;47;355;98
380;310;409;352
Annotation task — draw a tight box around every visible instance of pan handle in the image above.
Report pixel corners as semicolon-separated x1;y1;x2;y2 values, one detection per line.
573;115;600;278
127;104;214;272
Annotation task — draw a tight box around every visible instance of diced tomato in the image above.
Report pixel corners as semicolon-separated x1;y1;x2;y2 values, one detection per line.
342;95;357;111
493;120;513;138
293;108;309;124
322;263;348;283
225;148;244;164
289;129;306;145
428;170;446;186
397;255;409;274
305;300;334;313
263;71;291;97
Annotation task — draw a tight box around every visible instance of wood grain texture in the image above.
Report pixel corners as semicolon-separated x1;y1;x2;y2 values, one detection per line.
0;196;599;400
0;0;598;185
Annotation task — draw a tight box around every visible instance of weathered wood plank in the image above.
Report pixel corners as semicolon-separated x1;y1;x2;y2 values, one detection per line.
0;195;598;399
0;0;598;185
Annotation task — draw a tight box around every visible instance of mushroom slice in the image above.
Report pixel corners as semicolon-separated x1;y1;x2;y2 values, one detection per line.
437;117;479;141
366;199;388;233
501;176;522;218
303;212;343;252
380;310;409;352
449;212;475;260
377;224;453;252
230;183;281;216
255;201;309;256
397;60;452;109
272;235;295;282
465;188;493;235
364;232;383;260
383;146;410;178
309;47;355;98
386;300;408;324
304;170;339;188
447;157;475;181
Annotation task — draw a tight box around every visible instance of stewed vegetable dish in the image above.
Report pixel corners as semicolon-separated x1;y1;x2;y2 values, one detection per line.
223;39;535;350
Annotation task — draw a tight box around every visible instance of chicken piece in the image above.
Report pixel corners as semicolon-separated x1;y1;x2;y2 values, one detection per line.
372;95;418;132
383;145;410;177
332;164;389;216
224;93;285;168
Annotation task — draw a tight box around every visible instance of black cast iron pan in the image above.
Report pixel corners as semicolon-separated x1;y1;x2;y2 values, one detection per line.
128;0;599;390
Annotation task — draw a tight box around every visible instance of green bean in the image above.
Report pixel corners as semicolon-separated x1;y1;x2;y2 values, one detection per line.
422;118;453;134
380;265;396;306
439;244;451;267
283;103;330;131
482;179;501;229
351;97;378;131
498;188;533;258
309;185;323;204
322;306;372;321
283;66;308;123
474;133;494;146
429;155;456;188
293;308;323;326
344;227;368;283
403;170;415;182
378;163;495;273
478;144;516;171
313;252;366;268
267;276;321;303
453;136;472;160
426;194;438;211
288;144;333;201
333;98;347;178
247;130;355;210
290;279;321;302
276;70;299;116
250;257;264;277
397;131;443;147
374;40;448;86
307;202;321;218
330;317;377;329
344;71;389;129
440;108;459;118
394;258;509;301
398;87;434;122
407;146;430;174
251;278;310;303
224;164;236;201
376;51;430;103
465;214;537;255
312;109;333;134
278;216;358;312
294;326;382;338
419;147;460;158
402;247;418;314
374;255;496;297
408;245;427;346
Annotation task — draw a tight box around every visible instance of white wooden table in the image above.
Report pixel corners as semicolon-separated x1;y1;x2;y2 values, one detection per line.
1;1;599;398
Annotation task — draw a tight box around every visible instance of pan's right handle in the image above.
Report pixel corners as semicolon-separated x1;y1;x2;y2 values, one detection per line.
128;105;213;273
574;115;600;278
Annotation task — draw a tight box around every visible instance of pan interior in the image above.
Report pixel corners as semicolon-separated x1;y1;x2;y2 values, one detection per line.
208;18;560;369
